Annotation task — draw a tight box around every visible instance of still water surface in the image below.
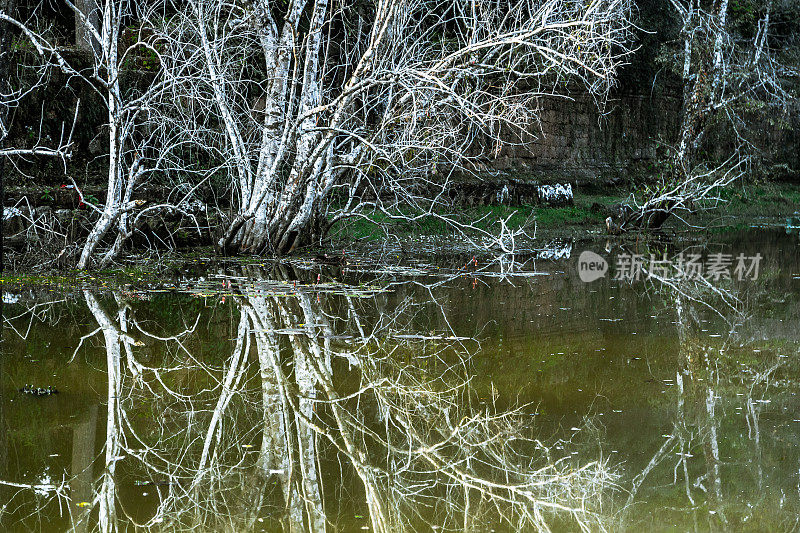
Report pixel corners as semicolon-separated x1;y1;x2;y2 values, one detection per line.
1;229;799;532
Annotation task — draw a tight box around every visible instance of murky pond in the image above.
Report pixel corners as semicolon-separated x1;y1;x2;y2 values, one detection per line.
2;228;799;532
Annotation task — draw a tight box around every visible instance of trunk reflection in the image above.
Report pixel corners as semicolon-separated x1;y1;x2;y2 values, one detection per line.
38;268;612;532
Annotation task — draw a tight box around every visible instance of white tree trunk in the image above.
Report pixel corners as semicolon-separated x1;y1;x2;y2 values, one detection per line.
76;1;129;269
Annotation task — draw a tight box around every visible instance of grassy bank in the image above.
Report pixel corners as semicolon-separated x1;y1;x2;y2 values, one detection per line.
329;181;800;244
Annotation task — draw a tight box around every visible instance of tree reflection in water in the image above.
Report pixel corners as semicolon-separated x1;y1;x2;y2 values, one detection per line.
30;265;615;533
619;249;800;531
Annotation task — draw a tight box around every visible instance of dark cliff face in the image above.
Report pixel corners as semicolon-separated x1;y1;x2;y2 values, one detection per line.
479;0;800;182
484;90;683;181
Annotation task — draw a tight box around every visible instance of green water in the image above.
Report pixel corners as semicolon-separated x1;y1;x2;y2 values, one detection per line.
1;229;799;532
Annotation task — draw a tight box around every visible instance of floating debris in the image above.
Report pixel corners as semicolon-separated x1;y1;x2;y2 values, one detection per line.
18;385;58;396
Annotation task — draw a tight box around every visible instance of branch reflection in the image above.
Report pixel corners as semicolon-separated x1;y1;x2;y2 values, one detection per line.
617;244;800;531
12;267;614;532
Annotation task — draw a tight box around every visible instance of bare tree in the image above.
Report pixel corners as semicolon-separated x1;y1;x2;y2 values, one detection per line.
67;0;153;269
0;1;204;269
151;0;634;256
614;0;794;232
3;0;634;266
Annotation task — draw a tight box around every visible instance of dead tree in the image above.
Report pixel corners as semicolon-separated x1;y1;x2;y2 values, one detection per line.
152;0;634;256
0;1;202;269
615;0;793;232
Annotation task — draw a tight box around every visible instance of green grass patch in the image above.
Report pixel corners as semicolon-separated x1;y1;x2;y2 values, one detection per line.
533;204;605;228
330;205;539;242
328;192;628;242
706;182;800;214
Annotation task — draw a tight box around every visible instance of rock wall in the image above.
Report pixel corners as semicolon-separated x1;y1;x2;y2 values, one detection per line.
484;86;800;183
5;71;795;190
484;90;683;182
